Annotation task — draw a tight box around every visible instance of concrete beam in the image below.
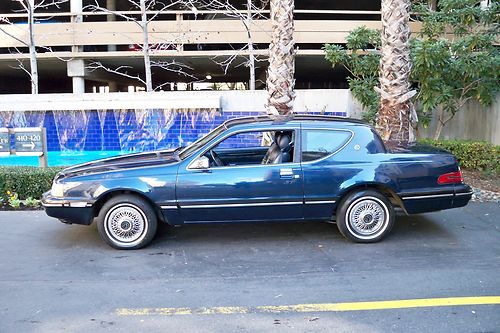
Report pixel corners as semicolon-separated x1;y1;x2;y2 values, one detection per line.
0;20;425;48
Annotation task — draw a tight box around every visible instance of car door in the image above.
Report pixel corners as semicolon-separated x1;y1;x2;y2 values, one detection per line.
176;128;304;223
301;128;354;220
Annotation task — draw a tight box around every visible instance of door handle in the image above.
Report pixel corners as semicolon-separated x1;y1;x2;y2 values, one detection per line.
280;168;300;179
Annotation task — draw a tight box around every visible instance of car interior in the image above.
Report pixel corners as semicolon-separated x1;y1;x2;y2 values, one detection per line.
206;130;295;167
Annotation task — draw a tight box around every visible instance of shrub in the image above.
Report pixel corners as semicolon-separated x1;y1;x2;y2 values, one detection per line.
7;192;21;209
0;167;62;201
24;197;41;208
418;139;500;174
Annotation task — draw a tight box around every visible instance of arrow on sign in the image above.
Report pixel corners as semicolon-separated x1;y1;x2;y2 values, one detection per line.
22;142;36;149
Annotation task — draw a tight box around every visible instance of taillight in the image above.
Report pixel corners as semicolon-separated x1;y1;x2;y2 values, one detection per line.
437;171;463;185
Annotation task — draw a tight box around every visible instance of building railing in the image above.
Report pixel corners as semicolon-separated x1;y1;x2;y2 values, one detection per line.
0;9;435;63
0;9;382;19
0;9;419;53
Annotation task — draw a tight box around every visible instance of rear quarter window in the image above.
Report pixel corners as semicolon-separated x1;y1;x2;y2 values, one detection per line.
301;129;352;162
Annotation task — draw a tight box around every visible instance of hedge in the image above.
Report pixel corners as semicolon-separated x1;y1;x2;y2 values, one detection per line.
419;139;500;174
0;167;62;200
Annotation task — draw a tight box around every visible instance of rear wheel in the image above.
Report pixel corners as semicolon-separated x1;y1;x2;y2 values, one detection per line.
336;190;394;243
96;195;157;250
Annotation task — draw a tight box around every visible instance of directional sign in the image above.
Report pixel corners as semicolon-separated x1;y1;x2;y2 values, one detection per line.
13;127;44;156
0;128;9;156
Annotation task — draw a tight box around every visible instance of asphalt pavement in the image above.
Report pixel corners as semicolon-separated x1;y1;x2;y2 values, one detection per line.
0;203;499;333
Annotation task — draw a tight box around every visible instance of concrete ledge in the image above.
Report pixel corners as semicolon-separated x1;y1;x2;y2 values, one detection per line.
0;89;351;115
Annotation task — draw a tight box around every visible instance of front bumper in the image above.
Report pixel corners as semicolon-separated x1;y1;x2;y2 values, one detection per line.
41;191;94;225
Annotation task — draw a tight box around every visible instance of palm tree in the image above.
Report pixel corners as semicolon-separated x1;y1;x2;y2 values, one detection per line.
266;0;295;116
375;0;417;146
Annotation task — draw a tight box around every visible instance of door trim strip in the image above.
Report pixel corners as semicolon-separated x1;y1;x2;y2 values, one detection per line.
402;193;454;200
304;200;336;204
178;201;302;209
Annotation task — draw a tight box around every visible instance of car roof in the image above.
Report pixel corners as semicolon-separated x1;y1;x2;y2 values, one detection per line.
222;114;368;129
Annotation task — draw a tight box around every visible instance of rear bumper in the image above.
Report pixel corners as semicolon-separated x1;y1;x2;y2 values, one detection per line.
453;184;474;208
399;184;473;214
41;192;94;225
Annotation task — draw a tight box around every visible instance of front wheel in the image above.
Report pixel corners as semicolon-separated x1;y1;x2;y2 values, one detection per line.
336;190;394;243
96;195;158;250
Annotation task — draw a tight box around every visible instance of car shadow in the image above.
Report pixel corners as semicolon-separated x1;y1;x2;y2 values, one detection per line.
49;212;454;251
51;222;106;249
392;212;454;241
154;220;341;246
43;213;468;279
152;212;453;248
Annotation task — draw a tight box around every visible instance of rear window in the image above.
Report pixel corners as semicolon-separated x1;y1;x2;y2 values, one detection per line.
301;129;351;162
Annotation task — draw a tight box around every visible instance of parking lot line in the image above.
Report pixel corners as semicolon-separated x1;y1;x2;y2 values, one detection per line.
116;296;500;316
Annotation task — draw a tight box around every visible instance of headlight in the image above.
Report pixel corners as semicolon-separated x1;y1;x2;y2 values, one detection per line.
51;182;81;198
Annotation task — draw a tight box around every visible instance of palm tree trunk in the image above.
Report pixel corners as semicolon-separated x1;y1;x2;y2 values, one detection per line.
376;0;417;147
266;0;295;116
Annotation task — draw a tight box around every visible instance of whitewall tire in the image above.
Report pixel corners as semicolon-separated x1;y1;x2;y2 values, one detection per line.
97;195;158;250
336;190;394;243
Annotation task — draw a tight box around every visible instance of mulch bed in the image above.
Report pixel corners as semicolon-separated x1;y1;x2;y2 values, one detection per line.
462;170;499;193
0;204;43;211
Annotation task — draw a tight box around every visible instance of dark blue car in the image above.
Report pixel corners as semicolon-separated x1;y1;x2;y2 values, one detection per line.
42;115;473;249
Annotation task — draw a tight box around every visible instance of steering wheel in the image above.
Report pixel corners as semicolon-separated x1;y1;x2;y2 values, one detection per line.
210;150;224;167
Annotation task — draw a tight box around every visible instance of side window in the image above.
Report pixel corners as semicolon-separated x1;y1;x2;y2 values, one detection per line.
207;130;295;167
301;129;351;162
216;131;272;149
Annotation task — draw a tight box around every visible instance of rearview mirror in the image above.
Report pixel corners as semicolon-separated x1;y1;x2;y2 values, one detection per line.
190;156;210;170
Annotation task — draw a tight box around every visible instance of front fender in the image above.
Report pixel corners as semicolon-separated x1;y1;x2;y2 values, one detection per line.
91;174;180;225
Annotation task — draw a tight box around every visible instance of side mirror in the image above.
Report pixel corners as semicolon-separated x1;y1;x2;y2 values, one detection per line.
190;156;210;170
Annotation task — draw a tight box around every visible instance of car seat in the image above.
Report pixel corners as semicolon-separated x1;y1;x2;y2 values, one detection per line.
261;131;293;164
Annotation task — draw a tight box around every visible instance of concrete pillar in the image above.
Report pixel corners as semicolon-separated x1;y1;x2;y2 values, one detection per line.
68;2;85;94
107;0;117;51
108;81;118;92
72;77;85;94
67;59;86;93
70;0;83;53
176;13;184;51
70;0;82;20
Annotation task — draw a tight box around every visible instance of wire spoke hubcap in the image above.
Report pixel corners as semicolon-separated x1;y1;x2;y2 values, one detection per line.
105;204;147;245
348;198;388;237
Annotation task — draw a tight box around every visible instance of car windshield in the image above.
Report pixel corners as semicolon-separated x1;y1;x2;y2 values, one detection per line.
178;124;226;160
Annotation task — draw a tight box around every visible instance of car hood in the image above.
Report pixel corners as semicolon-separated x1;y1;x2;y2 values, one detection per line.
56;149;180;180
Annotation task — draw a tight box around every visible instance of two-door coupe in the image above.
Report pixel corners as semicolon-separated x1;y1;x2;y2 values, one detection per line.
42;115;473;249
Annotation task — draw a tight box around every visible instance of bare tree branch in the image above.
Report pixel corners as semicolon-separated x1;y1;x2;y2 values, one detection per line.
188;0;270;90
9;48;34;80
0;0;71;93
33;0;68;10
85;1;143;29
148;1;184;22
0;25;29;47
87;61;148;86
86;0;200;91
